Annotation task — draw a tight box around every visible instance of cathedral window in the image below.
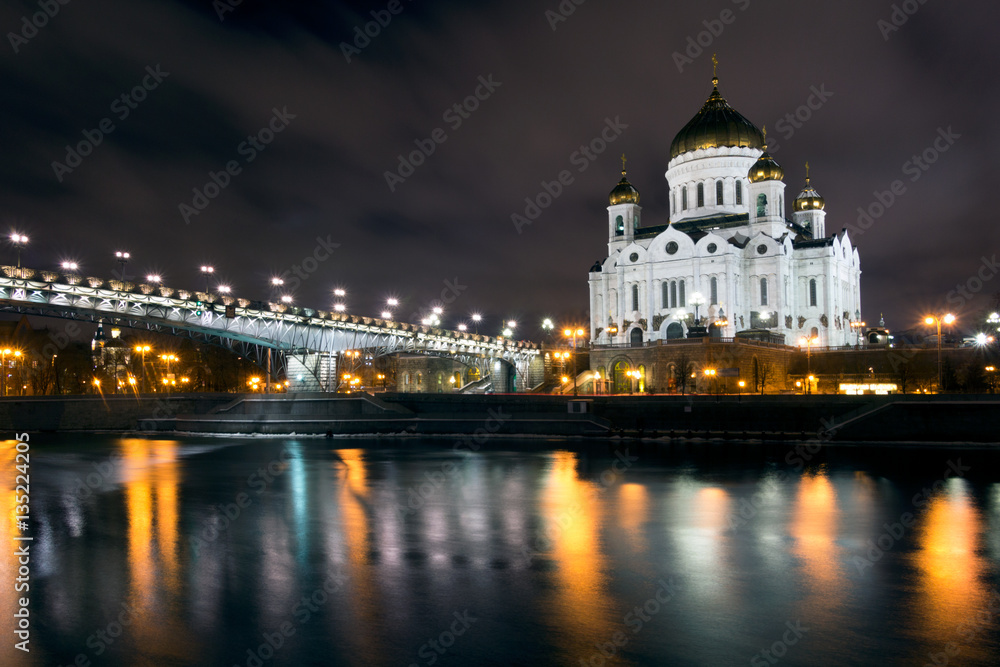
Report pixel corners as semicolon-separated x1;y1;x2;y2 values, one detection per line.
679;280;686;307
760;278;768;306
757;193;767;218
736;180;742;205
661;282;669;309
710;277;718;305
682;187;688;210
697;183;704;207
809;279;817;307
670;281;677;308
631;284;639;311
615;215;624;236
716;181;723;205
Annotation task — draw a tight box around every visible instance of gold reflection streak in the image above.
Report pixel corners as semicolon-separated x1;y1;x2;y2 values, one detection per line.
790;473;842;601
0;441;25;667
914;488;987;648
335;449;383;662
540;451;615;661
121;438;191;662
618;483;648;553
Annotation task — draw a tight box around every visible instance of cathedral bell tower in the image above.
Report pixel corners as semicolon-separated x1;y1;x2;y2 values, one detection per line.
747;128;787;237
793;162;827;238
607;154;640;252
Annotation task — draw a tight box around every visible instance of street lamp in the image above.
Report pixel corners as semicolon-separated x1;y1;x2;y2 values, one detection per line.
925;313;956;392
333;288;347;298
703;367;716;395
850;313;866;347
759;310;771;329
0;348;21;396
690;292;706;324
199;265;215;293
10;233;28;271
563;327;585;396
218;284;231;294
135;345;151;392
471;313;482;334
387;297;399;307
799;336;818;393
61;261;78;272
115;251;130;279
147;274;161;284
381;310;393;320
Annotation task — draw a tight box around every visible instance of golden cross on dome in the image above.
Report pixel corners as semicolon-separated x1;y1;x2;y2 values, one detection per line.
805;161;810;178
621;153;627;173
712;54;718;78
762;125;767;142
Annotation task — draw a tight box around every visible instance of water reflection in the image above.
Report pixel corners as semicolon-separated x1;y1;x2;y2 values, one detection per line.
790;470;844;625
913;478;991;661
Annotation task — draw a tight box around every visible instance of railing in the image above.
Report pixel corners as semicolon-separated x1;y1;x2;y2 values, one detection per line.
592;337;795;351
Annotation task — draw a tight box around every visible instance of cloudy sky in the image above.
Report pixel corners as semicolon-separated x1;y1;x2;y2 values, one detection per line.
1;0;996;337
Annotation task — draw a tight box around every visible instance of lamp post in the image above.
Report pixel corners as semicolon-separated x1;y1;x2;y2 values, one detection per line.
199;265;214;293
471;313;482;335
703;367;716;395
115;251;130;279
690;292;706;324
924;313;956;392
10;234;28;273
563;327;585;396
160;353;177;394
135;345;151;393
850;313;866;347
799;336;818;394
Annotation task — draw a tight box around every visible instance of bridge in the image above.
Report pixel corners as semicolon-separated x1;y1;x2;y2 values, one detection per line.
0;265;540;391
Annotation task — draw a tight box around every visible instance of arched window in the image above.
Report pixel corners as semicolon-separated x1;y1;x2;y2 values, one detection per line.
679;280;686;307
417;372;422;385
682;187;688;210
710;277;718;305
670;281;677;308
631;284;639;311
736;180;743;205
811;326;819;338
661;282;669;309
404;372;410;386
756;193;767;218
760;277;768;306
809;278;817;307
716;180;724;205
697;183;705;207
615;215;624;236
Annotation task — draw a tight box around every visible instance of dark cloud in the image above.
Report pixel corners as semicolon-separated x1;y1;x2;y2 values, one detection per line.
1;0;997;337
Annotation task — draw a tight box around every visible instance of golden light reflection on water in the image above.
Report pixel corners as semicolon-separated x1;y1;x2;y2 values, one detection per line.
120;438;193;662
334;449;384;663
618;483;648;554
790;471;842;605
674;485;732;601
538;451;617;662
913;480;989;654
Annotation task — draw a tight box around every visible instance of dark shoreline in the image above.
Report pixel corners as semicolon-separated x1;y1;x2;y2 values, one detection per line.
3;392;999;445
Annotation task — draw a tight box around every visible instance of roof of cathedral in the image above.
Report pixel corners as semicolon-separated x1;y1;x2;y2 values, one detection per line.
608;169;640;205
747;141;784;183
794;174;825;211
669;77;765;159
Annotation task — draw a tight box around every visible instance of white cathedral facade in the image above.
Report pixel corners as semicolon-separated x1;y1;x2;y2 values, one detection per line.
588;74;861;348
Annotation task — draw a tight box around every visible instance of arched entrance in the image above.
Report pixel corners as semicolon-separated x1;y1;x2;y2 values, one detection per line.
612;359;632;394
666;322;684;339
630;327;643;346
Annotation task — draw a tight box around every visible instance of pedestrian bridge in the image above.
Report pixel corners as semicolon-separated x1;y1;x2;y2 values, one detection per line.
0;266;539;391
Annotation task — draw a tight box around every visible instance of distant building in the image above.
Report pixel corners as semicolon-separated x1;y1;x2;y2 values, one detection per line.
588;72;862;349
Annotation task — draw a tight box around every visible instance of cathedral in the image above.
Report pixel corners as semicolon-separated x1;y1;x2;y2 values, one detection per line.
588;72;861;349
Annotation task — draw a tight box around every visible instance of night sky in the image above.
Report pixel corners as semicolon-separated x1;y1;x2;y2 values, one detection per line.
2;0;997;338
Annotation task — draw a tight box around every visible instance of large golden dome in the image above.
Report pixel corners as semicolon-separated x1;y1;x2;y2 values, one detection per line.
608;170;639;205
669;77;765;159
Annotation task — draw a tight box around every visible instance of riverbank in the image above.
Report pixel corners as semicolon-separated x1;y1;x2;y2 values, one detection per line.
2;392;999;444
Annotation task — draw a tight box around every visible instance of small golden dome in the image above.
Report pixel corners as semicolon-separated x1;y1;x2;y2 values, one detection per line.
609;170;640;205
794;176;826;211
747;131;784;183
669;77;765;159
